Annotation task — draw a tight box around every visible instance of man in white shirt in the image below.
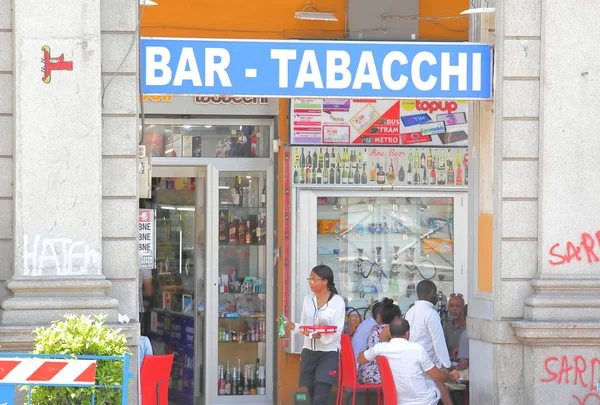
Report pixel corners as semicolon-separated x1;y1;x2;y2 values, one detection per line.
404;280;452;405
357;318;459;405
351;301;382;363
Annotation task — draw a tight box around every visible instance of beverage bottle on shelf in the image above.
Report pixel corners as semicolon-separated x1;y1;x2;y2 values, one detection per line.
414;166;421;185
300;167;305;184
335;164;341;184
420;149;426;168
299;147;305;168
437;163;446;185
232;367;239;395
305;150;312;168
407;163;413;185
305;166;311;184
398;165;405;182
245;220;253;244
341;165;348;184
408;149;413;164
316;167;322;184
218;365;226;395
249;365;257;395
386;160;395;184
237;359;244;395
219;212;227;241
361;163;368;184
447;161;455;185
261;185;266;207
369;162;376;182
257;365;266;395
237;220;246;244
456;163;463;185
323;166;329;184
311;167;317;183
294;148;300;167
229;219;238;244
347;164;354;184
232;178;240;206
434;151;439;169
237;177;244;207
318;147;324;169
429;168;437;185
225;360;232;395
312;149;318;169
324;148;330;168
243;366;250;395
293;166;299;184
332;148;338;165
427;149;433;169
377;161;386;185
353;165;360;185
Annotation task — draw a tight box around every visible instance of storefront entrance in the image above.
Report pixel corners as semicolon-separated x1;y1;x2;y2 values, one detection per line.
139;120;275;404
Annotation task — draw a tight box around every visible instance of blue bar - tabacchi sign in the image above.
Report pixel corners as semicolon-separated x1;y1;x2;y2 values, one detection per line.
141;38;493;100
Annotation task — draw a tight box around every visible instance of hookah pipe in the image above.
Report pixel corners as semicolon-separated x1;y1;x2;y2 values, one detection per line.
353;249;366;298
389;246;401;293
373;247;388;293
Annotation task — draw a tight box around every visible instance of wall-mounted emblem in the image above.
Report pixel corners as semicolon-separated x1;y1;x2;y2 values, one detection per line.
41;45;73;84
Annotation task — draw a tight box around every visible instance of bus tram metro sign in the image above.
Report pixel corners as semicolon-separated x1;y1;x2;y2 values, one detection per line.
141;38;493;100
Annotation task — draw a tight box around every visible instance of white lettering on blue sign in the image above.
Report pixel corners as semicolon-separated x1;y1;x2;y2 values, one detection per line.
141;39;492;99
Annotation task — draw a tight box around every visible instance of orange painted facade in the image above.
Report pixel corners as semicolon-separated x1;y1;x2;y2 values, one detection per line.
139;1;471;402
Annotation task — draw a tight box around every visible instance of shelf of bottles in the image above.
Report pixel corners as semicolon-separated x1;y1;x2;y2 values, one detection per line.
217;172;267;397
292;146;468;187
315;196;455;315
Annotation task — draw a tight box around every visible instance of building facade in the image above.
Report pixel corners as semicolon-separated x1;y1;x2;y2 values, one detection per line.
0;0;598;404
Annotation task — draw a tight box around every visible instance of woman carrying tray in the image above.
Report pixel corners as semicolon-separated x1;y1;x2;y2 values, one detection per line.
285;264;345;405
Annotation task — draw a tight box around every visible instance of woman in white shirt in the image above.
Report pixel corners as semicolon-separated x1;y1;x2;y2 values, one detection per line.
285;265;345;405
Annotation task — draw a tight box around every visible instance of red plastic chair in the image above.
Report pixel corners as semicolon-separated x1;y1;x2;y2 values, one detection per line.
376;356;397;405
140;354;174;405
336;333;382;405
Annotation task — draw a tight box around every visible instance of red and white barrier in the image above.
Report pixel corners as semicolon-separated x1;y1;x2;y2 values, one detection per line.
0;358;96;385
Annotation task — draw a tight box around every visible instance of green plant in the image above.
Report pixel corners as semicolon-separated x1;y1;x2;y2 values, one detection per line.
27;314;130;405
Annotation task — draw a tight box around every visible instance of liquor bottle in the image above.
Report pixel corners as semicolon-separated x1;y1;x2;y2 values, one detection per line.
237;177;244;207
434;151;439;169
243;367;250;395
229;219;238;244
219;212;227;241
465;165;469;185
377;162;386;185
363;148;368;165
353;165;360;184
318;147;324;169
312;149;317;169
329;166;335;184
225;360;232;395
447;161;455;185
238;218;246;243
342;165;348;184
245;220;253;244
300;167;305;184
437;163;446;185
455;150;461;170
323;166;329;184
427;149;433;170
386;160;395;184
361;163;368;184
324;148;330;169
311;167;317;184
413;165;421;185
261;185;266;207
232;177;240;206
316;167;323;184
347;164;354;184
306;166;311;184
408;149;413;164
398;165;405;182
293;148;299;167
257;365;266;395
293;166;299;184
335;164;341;184
429;168;436;185
237;359;244;395
299;147;305;168
357;149;363;165
456;163;463;185
218;365;226;395
232;367;239;395
306;150;312;168
407;163;413;185
439;150;446;171
331;148;337;165
249;365;257;395
369;162;376;182
420;149;426;169
343;148;349;163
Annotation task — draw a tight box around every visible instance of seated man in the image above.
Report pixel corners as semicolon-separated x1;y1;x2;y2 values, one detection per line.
443;293;466;360
351;301;382;363
358;318;460;405
456;328;469;372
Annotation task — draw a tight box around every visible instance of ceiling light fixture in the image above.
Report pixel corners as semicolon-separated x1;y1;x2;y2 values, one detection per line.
295;0;339;21
139;0;158;6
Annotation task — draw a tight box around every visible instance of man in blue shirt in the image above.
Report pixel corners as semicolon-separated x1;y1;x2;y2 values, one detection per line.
351;301;382;363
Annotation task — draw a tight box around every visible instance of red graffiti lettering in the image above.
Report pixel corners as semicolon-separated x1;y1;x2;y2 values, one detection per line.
548;231;600;267
573;393;600;405
542;356;600;392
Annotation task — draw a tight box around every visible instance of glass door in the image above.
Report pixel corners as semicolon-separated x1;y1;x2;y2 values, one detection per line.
143;167;207;405
213;171;269;401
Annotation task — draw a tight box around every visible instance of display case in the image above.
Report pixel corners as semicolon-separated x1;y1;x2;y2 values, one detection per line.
289;189;468;354
215;172;268;398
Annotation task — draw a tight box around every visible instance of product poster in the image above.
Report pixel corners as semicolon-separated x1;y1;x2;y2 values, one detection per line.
290;99;469;146
290;146;468;188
